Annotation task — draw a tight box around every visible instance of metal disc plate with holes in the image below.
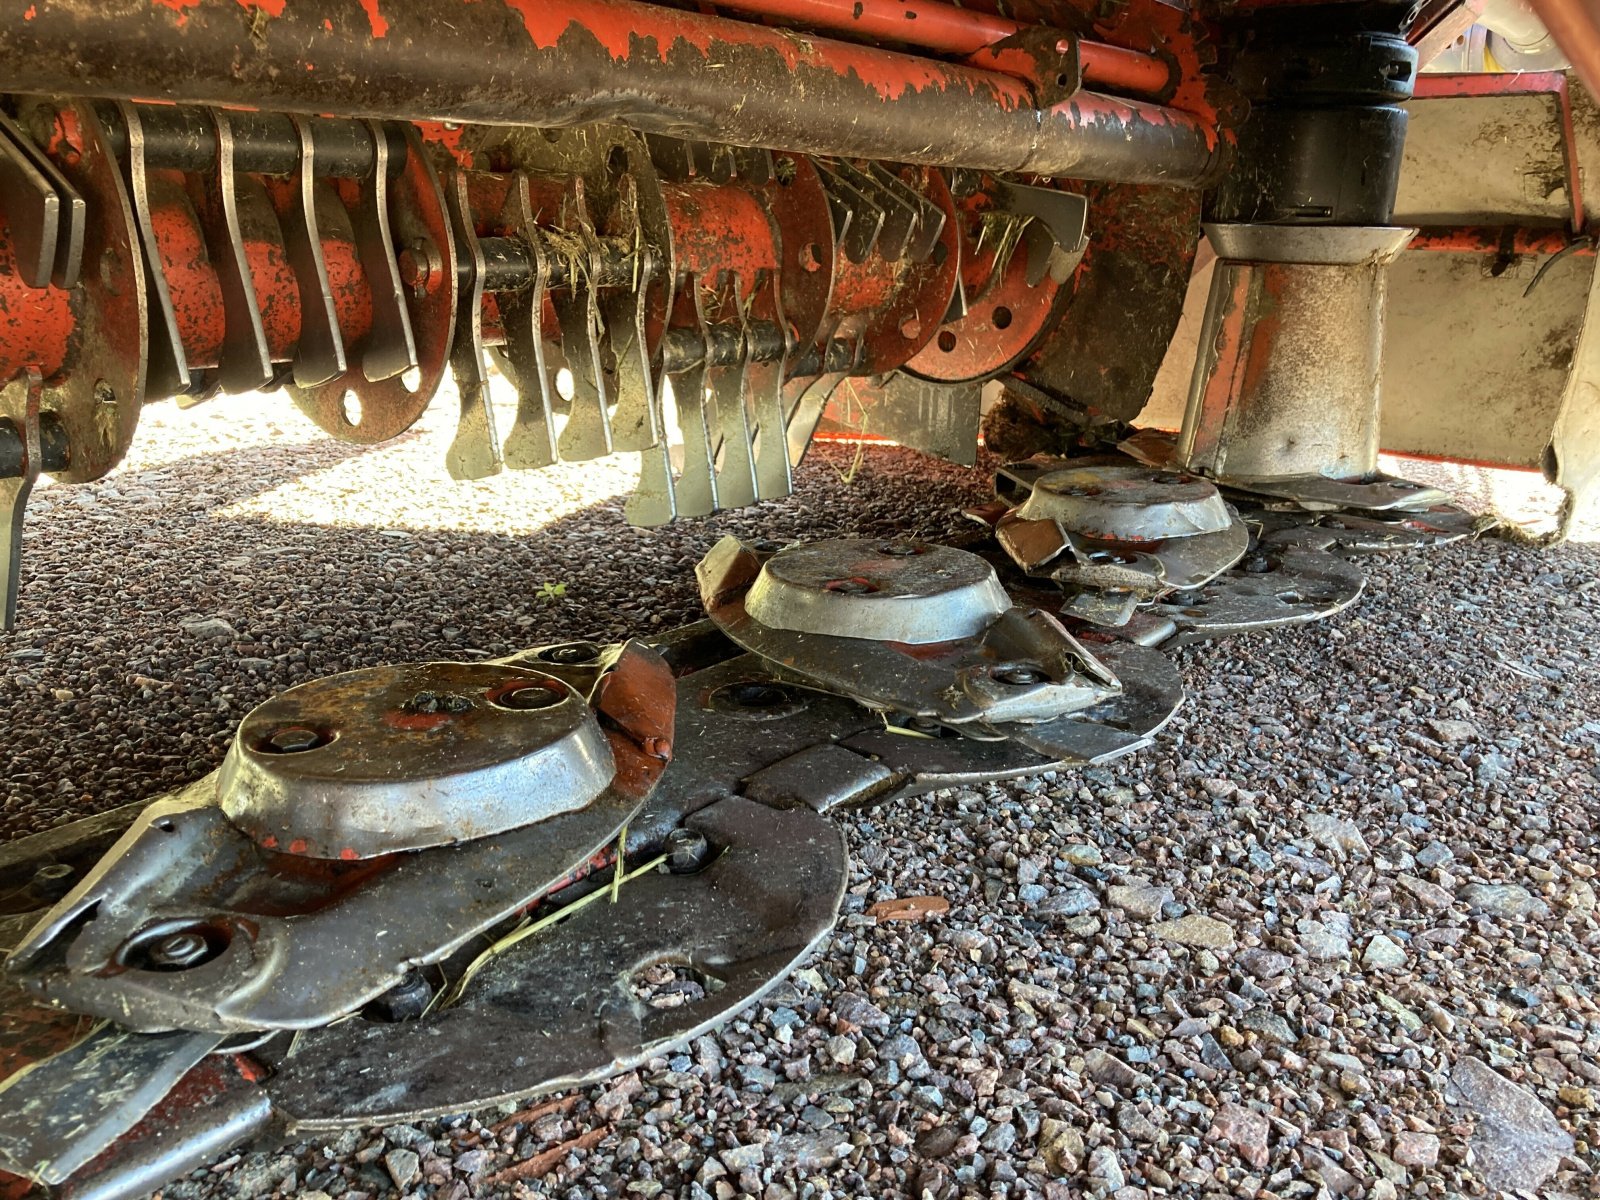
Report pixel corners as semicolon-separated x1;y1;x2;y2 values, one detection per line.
1143;543;1367;644
746;536;1011;644
534;626;1184;825
1222;473;1451;513
845;640;1184;773
700;535;1122;727
220;661;614;859
1256;505;1483;553
3;770;649;1034
266;796;847;1129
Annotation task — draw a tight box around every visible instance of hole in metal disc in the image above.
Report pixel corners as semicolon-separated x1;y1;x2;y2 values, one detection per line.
824;577;877;594
493;685;567;711
707;680;806;719
538;643;601;665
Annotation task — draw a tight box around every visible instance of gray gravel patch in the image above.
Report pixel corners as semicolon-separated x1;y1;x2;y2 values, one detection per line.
2;395;1598;1199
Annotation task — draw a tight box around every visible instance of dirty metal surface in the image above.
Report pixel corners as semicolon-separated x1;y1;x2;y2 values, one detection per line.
745;536;1011;644
1141;542;1368;645
1122;429;1454;512
4;645;677;1034
3;779;642;1034
0;1024;222;1185
989;459;1251;611
700;535;1123;728
0;2;1221;186
54;1054;271;1200
220;661;615;859
267;796;847;1129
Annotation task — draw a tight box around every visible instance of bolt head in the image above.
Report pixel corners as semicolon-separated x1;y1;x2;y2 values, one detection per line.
994;665;1048;686
664;828;712;874
149;930;210;969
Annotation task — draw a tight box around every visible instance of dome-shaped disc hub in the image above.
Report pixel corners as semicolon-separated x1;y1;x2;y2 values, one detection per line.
1017;465;1234;542
219;661;616;859
745;538;1011;645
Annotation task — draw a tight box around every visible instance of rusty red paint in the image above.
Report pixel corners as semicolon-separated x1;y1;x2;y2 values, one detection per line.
237;0;287;16
288;838;309;854
339;847;359;861
661;179;777;293
497;0;1033;105
261;834;278;848
150;175;226;367
1408;226;1594;256
592;643;676;798
358;0;391;39
22;4;35;18
152;0;204;27
417;120;474;168
0;217;73;382
1411;70;1570;99
711;0;1170;97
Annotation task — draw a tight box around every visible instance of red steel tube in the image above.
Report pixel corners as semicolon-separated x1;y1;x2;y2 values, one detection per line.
1408;226;1594;256
707;0;1173;96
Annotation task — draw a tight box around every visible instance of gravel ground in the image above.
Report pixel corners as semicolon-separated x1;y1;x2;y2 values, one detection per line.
3;391;1599;1200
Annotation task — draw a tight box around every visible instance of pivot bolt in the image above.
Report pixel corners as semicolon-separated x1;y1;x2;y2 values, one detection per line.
267;726;323;753
370;970;433;1022
397;237;442;294
878;541;921;557
664;828;712;874
993;665;1048;686
149;930;210;969
30;863;74;901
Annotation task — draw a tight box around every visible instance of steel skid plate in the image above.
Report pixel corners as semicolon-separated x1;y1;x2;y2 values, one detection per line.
636;630;1184;819
3;644;676;1034
698;536;1122;729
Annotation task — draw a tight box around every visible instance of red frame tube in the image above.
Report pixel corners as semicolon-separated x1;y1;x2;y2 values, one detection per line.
707;0;1172;96
1407;226;1594;256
